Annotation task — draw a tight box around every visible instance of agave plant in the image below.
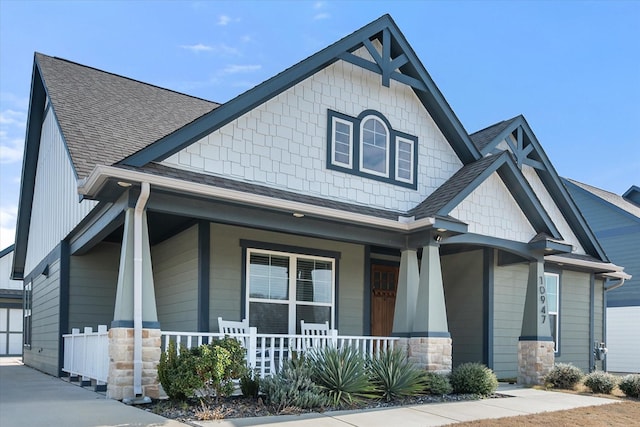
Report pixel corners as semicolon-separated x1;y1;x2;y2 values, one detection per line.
308;346;377;407
368;348;426;401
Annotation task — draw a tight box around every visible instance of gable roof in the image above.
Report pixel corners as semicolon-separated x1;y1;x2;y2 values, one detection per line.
35;53;219;179
408;152;560;237
119;14;480;169
564;179;640;220
469;115;609;261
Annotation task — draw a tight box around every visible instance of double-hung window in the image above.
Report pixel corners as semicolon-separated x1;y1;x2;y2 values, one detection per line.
246;248;335;334
544;273;559;352
328;109;418;189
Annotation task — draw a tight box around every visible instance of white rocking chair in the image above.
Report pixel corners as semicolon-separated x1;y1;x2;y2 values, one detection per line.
218;317;273;376
300;320;331;351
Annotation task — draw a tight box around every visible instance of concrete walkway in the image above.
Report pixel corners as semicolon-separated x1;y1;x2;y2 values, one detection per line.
0;357;186;427
196;384;618;427
1;357;619;427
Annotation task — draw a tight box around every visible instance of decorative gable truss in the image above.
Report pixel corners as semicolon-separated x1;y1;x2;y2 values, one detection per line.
470;115;608;261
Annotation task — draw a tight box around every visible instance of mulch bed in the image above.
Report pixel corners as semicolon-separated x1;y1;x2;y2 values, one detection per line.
138;392;512;424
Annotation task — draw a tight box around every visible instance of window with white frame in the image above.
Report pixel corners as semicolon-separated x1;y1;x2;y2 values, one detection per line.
331;117;353;168
327;109;418;188
396;137;414;183
545;273;559;352
246;248;335;334
360;116;389;176
23;281;32;347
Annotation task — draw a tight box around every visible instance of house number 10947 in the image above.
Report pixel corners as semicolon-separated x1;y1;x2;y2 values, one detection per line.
539;276;547;324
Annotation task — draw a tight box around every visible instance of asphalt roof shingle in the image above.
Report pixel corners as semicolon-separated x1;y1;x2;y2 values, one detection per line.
469;116;519;152
408;154;504;219
36;53;219;179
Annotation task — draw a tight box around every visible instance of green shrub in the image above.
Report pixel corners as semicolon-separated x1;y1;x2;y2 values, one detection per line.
261;356;328;412
583;371;617;394
156;337;248;402
367;348;426;401
309;346;377;406
618;374;640;398
449;362;498;396
544;363;584;390
240;369;260;399
423;371;453;395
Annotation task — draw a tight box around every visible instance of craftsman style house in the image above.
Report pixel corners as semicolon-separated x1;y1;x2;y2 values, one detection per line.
12;15;629;399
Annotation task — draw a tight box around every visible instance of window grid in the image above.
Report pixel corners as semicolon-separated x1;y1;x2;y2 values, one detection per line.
246;248;335;335
360;116;389;177
331;117;353;168
395;137;414;183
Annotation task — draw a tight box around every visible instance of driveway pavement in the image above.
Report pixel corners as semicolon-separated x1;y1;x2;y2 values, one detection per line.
0;357;619;427
0;357;186;427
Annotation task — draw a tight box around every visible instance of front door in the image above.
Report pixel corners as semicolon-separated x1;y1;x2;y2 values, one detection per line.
370;264;399;336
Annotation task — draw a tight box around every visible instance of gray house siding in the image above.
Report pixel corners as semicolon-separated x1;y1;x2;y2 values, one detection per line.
68;242;119;331
153;226;199;332
23;258;61;376
492;261;528;379
442;250;484;367
210;223;365;335
555;270;591;372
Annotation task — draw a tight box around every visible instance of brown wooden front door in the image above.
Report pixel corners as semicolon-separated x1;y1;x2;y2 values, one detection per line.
371;264;399;336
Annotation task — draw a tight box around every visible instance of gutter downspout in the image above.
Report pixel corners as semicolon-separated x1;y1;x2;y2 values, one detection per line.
604;278;626;293
133;182;150;397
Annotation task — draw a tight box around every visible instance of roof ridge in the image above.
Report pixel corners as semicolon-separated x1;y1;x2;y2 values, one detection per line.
35;52;221;106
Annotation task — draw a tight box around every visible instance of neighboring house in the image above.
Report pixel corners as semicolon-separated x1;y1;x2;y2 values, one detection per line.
563;179;639;373
11;15;629;399
0;245;23;356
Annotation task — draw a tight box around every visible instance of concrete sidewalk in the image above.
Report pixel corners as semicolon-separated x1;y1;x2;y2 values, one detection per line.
196;384;618;427
0;357;186;427
0;357;619;427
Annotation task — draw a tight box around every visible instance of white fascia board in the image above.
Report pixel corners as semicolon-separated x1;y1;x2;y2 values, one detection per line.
78;165;436;232
544;254;626;273
600;271;632;280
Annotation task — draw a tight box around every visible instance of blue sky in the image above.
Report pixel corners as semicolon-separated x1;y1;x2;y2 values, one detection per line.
1;0;639;249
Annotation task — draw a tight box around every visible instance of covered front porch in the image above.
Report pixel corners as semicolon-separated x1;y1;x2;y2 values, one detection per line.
63;183;561;399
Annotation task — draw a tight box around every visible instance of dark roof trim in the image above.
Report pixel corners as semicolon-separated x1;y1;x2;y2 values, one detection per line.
623;185;640;206
12;57;47;280
119;14;479;168
410;152;560;238
470;115;608;261
0;244;15;258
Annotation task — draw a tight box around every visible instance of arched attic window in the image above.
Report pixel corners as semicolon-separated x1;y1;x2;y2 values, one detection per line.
360;115;389;177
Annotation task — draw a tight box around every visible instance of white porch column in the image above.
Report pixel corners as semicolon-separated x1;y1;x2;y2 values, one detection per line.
108;205;161;400
518;258;554;385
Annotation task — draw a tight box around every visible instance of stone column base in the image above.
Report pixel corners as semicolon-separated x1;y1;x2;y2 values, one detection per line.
397;336;452;373
107;327;162;400
518;340;555;385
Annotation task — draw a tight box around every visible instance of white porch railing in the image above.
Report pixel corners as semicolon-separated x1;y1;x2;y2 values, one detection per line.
161;330;400;378
62;325;109;386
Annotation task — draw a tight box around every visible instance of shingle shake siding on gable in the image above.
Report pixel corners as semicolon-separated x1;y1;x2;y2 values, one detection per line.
12;14;630;396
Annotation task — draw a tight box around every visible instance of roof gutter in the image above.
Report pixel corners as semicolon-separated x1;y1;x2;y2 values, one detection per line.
544;254;626;273
78;165;438;232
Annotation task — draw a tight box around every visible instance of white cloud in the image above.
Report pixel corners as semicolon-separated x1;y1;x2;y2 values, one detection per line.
0;131;24;164
222;64;262;74
313;1;325;9
217;15;231;26
0;205;17;249
313;13;330;20
0;109;27;126
180;43;214;53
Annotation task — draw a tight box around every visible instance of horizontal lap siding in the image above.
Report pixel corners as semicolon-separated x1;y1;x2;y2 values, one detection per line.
68;242;119;330
210;223;364;335
492;262;528;379
153;226;198;331
442;250;484;366
555;270;590;372
23;259;61;376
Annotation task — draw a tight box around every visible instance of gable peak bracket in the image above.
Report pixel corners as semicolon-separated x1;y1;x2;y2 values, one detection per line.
343;28;410;89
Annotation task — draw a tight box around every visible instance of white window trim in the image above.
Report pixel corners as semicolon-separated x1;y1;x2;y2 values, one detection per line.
359;115;390;178
331;116;353;168
395;136;414;184
545;272;560;353
246;248;335;335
